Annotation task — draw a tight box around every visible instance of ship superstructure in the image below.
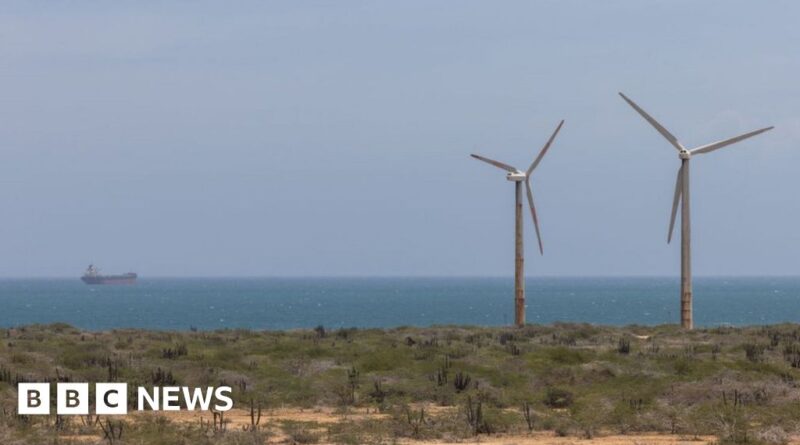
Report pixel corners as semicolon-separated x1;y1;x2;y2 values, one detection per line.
81;264;137;285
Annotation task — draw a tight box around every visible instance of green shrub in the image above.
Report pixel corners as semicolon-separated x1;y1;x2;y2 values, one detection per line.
544;387;574;408
546;347;587;365
282;421;321;444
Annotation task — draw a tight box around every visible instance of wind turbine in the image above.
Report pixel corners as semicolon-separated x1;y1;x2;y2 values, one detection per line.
471;120;564;327
619;92;773;329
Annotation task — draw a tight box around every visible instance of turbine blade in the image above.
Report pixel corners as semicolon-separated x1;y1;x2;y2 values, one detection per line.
527;120;564;176
667;164;684;244
690;126;774;155
618;92;685;152
525;180;544;255
470;154;518;173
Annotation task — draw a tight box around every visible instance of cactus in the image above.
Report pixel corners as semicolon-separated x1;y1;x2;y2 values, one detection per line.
150;367;177;386
80;414;100;427
212;411;227;433
522;401;535;431
161;344;188;359
499;332;515;345
617;338;631;354
464;396;492;435
346;366;359;404
53;414;68;431
435;366;448;386
404;406;425;438
242;399;262;432
711;343;722;360
370;379;387;404
453;371;471;392
744;343;765;363
234;378;247;393
722;389;745;408
106;358;120;382
0;366;25;385
99;418;124;444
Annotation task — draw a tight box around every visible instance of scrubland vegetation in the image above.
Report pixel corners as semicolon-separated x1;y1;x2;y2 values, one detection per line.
2;322;800;444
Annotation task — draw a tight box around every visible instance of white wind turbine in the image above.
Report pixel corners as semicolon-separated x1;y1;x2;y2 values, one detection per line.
471;120;564;327
619;92;773;329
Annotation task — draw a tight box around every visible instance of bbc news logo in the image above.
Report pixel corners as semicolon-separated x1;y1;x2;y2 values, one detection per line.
18;383;233;415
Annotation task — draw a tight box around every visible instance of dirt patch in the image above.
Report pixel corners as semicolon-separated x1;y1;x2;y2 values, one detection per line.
140;409;719;445
148;405;390;429
404;433;715;445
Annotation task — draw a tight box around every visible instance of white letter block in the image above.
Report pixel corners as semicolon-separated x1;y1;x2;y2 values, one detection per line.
97;383;128;415
57;383;89;415
18;383;50;415
162;387;181;411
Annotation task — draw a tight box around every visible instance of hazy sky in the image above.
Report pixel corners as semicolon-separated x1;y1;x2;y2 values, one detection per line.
1;1;799;277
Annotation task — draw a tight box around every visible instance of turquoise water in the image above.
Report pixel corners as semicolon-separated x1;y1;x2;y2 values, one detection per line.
0;277;798;330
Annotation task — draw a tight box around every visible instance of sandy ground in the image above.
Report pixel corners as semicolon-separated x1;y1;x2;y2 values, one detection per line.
51;407;723;445
137;407;718;445
50;406;776;445
159;405;390;427
401;434;714;445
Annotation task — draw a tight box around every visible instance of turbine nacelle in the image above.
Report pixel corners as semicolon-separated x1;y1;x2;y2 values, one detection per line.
506;171;526;182
678;150;691;160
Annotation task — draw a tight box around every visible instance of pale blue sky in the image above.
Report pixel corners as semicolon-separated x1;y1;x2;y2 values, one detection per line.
0;1;798;277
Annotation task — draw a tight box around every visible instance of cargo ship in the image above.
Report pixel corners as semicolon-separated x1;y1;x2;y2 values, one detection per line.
81;264;137;285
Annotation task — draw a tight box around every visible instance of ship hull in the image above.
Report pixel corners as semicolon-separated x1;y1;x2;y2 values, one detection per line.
81;273;137;285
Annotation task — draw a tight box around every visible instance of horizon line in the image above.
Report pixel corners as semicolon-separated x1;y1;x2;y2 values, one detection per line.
0;274;799;280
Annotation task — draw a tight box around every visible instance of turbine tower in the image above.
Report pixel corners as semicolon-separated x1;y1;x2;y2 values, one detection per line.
471;120;564;327
619;92;773;329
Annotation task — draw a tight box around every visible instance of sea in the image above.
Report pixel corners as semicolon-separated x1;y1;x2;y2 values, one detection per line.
0;277;798;331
